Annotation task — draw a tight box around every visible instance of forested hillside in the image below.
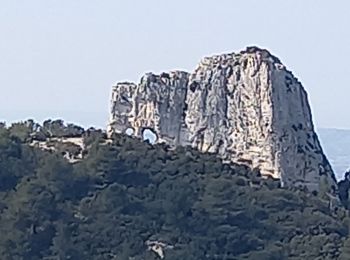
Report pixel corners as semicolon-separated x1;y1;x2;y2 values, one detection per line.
1;121;350;259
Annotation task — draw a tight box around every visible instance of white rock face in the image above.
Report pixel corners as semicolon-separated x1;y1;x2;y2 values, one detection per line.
108;47;337;192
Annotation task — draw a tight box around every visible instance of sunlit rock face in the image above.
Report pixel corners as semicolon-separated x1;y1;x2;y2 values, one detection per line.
108;47;337;192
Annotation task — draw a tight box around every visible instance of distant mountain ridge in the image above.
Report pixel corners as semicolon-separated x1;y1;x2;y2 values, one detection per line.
318;128;350;180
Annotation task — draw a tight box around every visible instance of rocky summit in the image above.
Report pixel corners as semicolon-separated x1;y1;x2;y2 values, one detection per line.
108;46;337;193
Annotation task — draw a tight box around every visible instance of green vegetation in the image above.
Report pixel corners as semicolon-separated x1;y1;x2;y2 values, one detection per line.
1;120;350;259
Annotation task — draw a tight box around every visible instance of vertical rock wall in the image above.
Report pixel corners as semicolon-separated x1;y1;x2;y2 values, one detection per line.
108;47;337;192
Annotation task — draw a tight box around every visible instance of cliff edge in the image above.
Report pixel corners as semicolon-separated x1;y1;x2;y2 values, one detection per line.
108;46;336;193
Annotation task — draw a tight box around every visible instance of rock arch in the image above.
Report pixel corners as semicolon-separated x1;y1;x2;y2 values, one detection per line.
125;127;135;136
142;128;158;144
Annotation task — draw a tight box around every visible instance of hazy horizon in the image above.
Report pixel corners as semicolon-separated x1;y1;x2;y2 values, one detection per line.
1;1;349;129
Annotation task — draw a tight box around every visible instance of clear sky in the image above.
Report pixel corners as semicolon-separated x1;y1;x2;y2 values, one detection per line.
0;0;349;129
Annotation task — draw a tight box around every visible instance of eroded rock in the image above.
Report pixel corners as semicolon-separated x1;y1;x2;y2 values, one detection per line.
108;47;337;192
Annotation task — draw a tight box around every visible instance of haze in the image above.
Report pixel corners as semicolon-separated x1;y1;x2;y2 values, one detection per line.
0;0;349;129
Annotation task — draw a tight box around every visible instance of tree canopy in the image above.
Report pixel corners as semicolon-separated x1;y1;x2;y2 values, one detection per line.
0;120;350;259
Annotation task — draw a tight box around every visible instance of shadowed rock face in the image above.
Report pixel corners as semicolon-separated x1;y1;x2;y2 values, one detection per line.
108;46;337;192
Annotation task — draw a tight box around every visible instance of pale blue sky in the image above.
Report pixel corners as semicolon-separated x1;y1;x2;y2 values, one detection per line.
0;0;349;129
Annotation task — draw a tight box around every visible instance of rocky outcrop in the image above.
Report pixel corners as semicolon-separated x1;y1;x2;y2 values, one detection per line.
108;47;337;193
30;137;85;163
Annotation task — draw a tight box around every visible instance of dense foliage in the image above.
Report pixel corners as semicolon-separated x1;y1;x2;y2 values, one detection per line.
1;121;350;259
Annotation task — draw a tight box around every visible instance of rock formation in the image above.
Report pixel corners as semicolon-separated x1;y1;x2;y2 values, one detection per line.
108;47;337;192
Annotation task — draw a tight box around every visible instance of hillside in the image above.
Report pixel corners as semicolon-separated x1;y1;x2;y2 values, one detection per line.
1;121;350;259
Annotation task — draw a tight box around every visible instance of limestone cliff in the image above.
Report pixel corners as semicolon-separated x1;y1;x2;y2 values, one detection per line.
108;47;337;192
